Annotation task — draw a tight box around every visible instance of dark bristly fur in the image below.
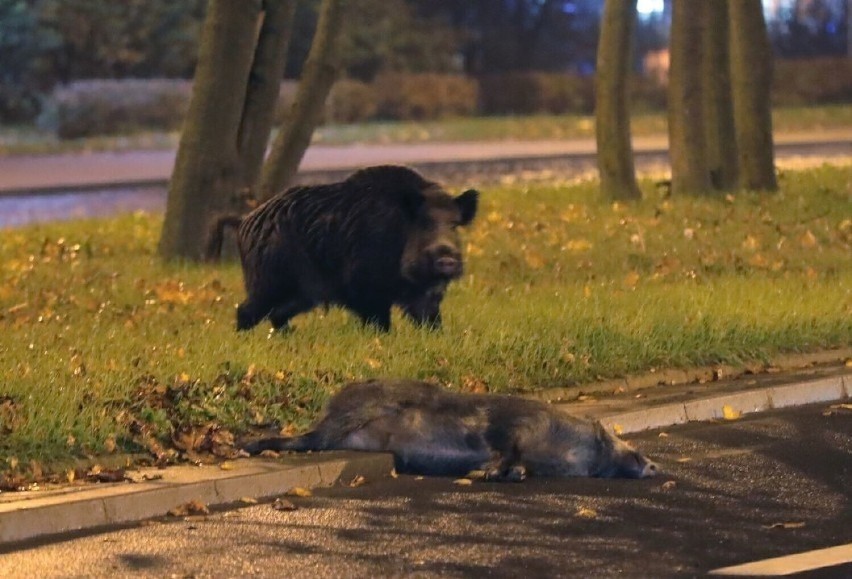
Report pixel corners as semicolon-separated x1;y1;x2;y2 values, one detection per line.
217;165;478;332
243;379;658;481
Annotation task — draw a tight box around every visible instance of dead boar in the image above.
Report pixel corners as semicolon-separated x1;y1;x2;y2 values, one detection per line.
243;379;658;481
208;165;478;332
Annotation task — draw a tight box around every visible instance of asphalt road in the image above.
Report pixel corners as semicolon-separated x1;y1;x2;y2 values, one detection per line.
1;135;850;228
1;403;849;577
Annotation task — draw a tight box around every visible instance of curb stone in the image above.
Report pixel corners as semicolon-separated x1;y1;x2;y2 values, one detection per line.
0;371;849;548
592;373;850;434
0;452;393;547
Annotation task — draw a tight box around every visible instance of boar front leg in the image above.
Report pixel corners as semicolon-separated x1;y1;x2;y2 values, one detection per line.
399;285;446;329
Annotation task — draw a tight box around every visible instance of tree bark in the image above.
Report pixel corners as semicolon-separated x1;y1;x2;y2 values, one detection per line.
259;0;347;199
158;0;263;260
237;0;298;194
701;0;737;191
729;0;778;191
595;0;641;201
668;0;711;196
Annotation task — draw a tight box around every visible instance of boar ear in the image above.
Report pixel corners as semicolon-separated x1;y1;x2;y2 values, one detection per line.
455;189;479;225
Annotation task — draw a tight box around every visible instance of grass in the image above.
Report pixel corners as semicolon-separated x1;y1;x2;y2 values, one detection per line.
2;105;851;155
1;164;850;480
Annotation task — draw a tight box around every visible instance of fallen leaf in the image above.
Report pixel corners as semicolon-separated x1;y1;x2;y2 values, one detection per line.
348;475;367;488
390;468;399;479
722;405;741;420
799;230;818;249
259;450;280;458
675;457;692;463
623;271;640;289
239;497;258;505
611;423;624;436
453;478;473;486
658;432;669;438
219;461;236;471
762;521;805;530
285;487;313;497
465;470;487;480
167;499;209;517
575;507;597;519
272;498;298;511
661;480;677;491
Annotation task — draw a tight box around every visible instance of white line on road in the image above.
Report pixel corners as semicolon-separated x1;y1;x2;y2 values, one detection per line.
709;543;852;576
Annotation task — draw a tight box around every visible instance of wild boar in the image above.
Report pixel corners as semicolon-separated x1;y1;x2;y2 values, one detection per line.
243;379;658;481
208;166;478;332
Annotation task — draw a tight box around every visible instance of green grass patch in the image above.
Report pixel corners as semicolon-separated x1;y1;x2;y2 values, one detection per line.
1;165;850;476
2;105;851;155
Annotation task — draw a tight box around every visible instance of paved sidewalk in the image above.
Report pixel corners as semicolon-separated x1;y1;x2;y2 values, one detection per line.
1;356;848;548
1;129;850;194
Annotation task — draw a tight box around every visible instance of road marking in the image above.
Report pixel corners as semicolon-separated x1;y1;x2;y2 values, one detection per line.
709;544;852;576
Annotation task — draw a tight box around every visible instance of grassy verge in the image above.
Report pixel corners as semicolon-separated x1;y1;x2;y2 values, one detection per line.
1;165;850;480
2;105;851;155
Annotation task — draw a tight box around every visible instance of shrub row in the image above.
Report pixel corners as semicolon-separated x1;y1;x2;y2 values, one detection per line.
39;57;852;138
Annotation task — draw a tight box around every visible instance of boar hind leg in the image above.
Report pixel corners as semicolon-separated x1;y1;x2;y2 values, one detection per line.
243;431;322;455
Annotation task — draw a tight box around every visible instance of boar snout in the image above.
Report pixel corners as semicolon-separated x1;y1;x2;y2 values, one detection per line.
430;245;463;278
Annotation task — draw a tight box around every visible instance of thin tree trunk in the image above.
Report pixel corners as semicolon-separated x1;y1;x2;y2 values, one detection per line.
729;0;778;191
668;0;711;195
259;0;346;199
595;0;641;201
159;0;263;260
702;0;737;191
237;0;298;195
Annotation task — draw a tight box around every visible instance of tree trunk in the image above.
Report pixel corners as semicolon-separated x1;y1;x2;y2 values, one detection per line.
237;0;298;195
668;0;711;196
158;0;263;260
259;0;347;199
595;0;641;201
701;0;738;191
729;0;778;191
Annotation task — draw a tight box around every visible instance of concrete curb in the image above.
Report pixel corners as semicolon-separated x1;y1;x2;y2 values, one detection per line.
596;373;850;434
0;452;392;547
0;372;849;548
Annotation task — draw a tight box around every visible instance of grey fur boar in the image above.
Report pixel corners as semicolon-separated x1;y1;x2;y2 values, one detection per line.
243;379;658;481
208;165;478;332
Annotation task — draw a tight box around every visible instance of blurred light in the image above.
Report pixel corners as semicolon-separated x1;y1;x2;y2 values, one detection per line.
637;0;664;15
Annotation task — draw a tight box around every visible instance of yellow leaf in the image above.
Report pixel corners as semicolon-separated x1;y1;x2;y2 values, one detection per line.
524;251;545;270
365;358;382;369
799;230;818;249
453;478;473;486
741;235;760;251
575;507;597;519
348;475;367;488
722;405;741;420
239;497;258;505
564;239;592;252
611;423;624;435
285;487;313;497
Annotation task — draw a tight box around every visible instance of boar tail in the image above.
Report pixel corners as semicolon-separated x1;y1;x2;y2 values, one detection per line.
204;214;244;262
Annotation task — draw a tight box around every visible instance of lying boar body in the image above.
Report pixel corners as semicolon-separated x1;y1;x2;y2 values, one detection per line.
220;166;478;332
244;379;658;481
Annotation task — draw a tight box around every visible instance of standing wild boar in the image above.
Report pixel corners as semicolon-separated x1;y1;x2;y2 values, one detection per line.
209;166;478;332
243;379;658;481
